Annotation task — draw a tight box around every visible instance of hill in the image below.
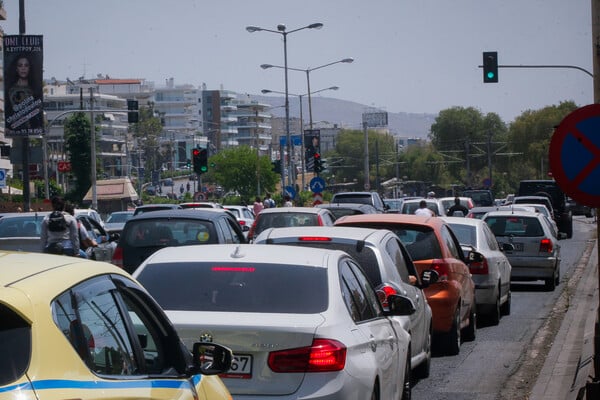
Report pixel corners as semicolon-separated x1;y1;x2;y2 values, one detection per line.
251;95;436;139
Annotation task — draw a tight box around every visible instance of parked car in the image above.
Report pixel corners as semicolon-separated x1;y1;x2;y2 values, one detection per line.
438;197;474;216
315;202;379;218
76;215;120;261
400;198;447;216
567;197;595;218
104;210;134;235
254;225;438;378
112;209;246;274
0;211;49;252
132;203;182;216
133;244;414;399
482;210;564;291
223;205;256;237
246;206;336;242
518;180;573;238
0;251;233;400
330;191;388;213
335;213;477;355
462;189;495;207
442;216;513;325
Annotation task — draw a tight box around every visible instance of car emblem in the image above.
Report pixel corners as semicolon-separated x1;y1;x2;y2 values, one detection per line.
199;332;213;343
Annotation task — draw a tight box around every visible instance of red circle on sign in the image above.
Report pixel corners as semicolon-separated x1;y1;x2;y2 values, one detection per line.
549;104;600;208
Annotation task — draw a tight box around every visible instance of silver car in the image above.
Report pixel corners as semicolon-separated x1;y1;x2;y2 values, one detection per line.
443;216;513;324
134;244;414;400
254;225;438;379
482;210;564;291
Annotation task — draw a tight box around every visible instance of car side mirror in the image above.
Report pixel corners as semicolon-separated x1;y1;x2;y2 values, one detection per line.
557;232;568;240
386;294;416;316
467;251;484;264
192;342;233;376
420;269;439;288
501;242;514;252
109;233;120;242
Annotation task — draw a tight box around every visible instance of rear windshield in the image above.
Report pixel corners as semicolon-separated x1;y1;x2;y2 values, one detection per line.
463;191;493;207
0;215;45;237
485;216;543;237
122;219;218;247
256;213;319;236
136;262;328;313
0;303;31;386
332;194;371;205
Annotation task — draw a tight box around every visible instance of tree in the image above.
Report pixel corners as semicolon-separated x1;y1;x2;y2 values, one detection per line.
131;106;164;182
207;146;279;201
64;112;93;203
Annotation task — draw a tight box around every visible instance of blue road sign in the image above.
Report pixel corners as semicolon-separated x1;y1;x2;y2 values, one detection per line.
284;186;296;199
310;176;326;193
549;104;600;207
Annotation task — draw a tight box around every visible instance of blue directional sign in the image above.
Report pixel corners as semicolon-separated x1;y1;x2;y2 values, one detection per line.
310;176;326;193
0;169;5;188
549;104;600;207
284;185;296;199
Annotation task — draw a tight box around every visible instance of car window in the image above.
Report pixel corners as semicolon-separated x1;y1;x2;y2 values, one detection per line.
0;303;31;386
123;219;217;247
332;194;371;205
339;259;382;322
482;223;500;251
448;223;476;247
0;215;45;237
136;262;328;313
442;225;463;259
384;236;411;283
399;227;443;261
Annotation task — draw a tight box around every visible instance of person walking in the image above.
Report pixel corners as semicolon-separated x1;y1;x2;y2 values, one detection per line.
253;196;264;215
414;200;434;217
283;195;293;207
448;197;469;217
263;193;276;209
40;196;80;256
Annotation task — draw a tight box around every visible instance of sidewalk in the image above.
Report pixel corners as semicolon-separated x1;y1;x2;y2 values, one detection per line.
529;239;599;400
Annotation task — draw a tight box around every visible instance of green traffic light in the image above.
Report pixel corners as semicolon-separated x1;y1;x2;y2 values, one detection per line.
487;72;495;79
200;166;208;172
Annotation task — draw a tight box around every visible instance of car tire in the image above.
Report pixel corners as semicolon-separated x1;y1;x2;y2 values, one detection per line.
555;264;561;286
544;273;556;291
462;306;477;342
442;307;461;356
488;286;501;326
500;288;511;316
413;328;431;379
402;349;412;400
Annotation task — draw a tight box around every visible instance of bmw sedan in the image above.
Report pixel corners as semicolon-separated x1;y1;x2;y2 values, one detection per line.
133;244;415;399
0;251;232;400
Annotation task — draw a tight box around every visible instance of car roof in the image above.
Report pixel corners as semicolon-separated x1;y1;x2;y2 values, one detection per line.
481;210;541;218
335;213;442;228
129;208;231;221
316;203;377;211
441;216;482;227
255;225;391;243
257;206;330;215
138;243;345;269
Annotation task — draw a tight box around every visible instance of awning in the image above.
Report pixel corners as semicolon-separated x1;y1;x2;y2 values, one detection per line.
83;178;138;201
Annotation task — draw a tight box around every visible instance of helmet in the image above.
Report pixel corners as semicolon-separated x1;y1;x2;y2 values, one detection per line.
427;191;435;198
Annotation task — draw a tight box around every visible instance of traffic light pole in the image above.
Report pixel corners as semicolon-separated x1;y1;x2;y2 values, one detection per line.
479;63;593;78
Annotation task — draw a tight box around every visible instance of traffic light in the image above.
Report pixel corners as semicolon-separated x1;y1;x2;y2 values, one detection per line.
313;152;322;173
483;51;498;83
192;148;208;174
127;99;139;123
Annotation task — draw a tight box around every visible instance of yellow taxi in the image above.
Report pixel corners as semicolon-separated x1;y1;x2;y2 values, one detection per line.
0;251;232;400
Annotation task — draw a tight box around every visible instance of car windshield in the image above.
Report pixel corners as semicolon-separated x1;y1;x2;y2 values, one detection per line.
107;213;133;223
0;215;45;237
136;262;328;313
485;216;543;237
122;219;218;247
256;212;319;236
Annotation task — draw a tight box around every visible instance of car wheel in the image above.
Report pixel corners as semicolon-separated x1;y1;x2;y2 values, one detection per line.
402;350;412;400
555;264;561;286
488;286;501;326
413;327;431;379
544;275;556;291
462;306;477;342
442;307;461;356
500;288;511;316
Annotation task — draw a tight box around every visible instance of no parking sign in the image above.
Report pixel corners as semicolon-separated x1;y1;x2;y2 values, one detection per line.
549;104;600;208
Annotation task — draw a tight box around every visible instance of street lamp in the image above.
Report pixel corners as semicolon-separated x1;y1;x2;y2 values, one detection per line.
262;86;338;190
261;57;353;129
247;22;323;191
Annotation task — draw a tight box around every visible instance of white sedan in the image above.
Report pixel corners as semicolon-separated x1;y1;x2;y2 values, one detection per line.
134;244;414;399
443;216;513;324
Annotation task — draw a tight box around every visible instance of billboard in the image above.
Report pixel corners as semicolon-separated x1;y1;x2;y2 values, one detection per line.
362;111;388;128
3;35;44;137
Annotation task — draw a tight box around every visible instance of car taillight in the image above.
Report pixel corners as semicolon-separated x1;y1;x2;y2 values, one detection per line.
238;220;246;226
469;256;489;275
539;238;553;253
247;220;258;240
268;339;346;373
298;236;332;242
376;284;398;309
111;246;124;268
317;215;324;226
431;259;450;281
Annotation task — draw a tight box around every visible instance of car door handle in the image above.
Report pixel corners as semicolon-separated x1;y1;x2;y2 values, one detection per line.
369;335;377;352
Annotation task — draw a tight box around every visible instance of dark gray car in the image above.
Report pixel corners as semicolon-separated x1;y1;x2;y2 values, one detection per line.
112;209;246;274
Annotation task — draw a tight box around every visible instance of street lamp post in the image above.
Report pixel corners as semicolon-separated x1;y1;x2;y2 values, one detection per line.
261;57;353;129
262;86;338;190
247;22;323;191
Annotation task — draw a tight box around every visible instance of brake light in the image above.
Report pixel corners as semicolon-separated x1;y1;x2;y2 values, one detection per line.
211;266;255;272
112;246;124;268
298;236;332;242
431;259;450;281
376;284;398;309
469;256;489;275
238;220;246;226
539;238;553;253
268;339;346;372
247;219;258;240
317;215;324;226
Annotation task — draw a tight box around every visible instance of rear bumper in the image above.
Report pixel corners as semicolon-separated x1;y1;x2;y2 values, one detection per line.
424;282;461;334
509;256;557;280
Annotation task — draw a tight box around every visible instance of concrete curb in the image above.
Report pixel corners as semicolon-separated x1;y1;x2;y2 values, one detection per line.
529;240;598;400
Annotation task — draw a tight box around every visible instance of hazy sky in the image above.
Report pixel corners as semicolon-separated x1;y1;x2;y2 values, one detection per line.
2;0;593;123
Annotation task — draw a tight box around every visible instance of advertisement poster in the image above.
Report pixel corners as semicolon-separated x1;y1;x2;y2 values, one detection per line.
3;35;44;137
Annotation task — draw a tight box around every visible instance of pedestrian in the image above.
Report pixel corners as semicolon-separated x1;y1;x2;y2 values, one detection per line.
414;199;434;217
283;195;293;207
65;202;97;258
263;193;276;208
448;197;469;217
40;196;79;256
253;196;264;214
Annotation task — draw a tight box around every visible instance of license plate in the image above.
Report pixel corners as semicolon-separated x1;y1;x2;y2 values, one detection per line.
513;243;523;251
221;354;252;378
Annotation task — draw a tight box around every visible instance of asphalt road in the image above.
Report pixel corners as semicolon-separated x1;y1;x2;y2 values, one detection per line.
411;216;598;400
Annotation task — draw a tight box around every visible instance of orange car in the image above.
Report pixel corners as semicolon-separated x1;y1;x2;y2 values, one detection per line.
335;213;477;355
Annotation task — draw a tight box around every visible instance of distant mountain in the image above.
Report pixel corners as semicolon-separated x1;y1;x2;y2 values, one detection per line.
250;94;436;139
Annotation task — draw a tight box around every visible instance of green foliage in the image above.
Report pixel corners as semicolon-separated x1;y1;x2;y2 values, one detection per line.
206;146;279;201
64;112;93;203
132;106;165;182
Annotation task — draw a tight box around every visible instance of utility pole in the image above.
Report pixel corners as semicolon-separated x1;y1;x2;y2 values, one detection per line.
19;0;30;211
363;122;369;190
